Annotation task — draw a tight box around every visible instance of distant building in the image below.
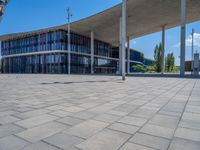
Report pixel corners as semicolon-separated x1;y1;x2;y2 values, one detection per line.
185;60;200;72
185;61;192;72
144;58;155;67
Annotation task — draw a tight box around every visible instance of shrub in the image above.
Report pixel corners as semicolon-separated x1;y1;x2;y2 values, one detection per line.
133;64;146;72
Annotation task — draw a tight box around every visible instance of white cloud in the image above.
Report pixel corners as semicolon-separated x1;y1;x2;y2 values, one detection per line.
186;33;200;47
174;33;200;48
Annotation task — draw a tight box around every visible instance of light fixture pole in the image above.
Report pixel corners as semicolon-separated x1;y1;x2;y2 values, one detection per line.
67;8;72;74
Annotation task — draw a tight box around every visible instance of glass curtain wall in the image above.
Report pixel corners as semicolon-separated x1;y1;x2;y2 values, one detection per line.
1;30;66;56
2;54;68;74
1;29;120;74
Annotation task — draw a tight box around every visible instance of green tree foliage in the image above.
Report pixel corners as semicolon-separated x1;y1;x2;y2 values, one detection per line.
146;66;156;73
133;64;146;72
165;53;175;72
154;43;162;72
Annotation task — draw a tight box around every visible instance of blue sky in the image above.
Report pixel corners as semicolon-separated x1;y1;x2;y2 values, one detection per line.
1;0;200;65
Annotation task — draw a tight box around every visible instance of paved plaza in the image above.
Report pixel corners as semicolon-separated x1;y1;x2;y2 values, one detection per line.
0;74;200;150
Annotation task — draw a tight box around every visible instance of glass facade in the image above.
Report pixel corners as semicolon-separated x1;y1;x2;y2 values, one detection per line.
1;29;119;74
129;49;144;63
95;58;118;74
1;29;152;74
1;54;68;74
144;58;155;66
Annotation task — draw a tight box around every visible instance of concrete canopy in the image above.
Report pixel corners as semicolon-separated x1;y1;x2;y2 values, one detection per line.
1;0;200;46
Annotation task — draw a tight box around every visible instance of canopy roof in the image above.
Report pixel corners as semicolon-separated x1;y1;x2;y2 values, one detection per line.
1;0;200;46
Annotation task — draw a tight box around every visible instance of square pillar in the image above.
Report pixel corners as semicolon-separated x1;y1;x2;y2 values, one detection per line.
127;37;130;74
161;26;165;74
122;0;127;80
67;9;71;75
68;25;71;74
191;29;194;74
91;31;94;74
119;18;122;75
180;0;186;76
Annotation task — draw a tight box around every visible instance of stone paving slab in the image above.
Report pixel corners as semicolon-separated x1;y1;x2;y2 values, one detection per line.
118;116;147;127
0;74;199;150
13;109;51;119
0;135;29;150
76;129;131;150
174;127;200;142
0;116;20;125
56;116;84;126
149;114;180;129
168;138;200;150
0;124;24;138
70;111;97;120
43;133;83;150
21;141;60;150
120;142;155;150
129;108;157;119
130;133;170;150
140;124;175;139
64;120;109;139
94;113;121;123
15;114;58;128
108;122;139;134
16;122;69;142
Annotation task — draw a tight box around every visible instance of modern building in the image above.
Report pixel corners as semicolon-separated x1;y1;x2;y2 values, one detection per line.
0;29;153;74
0;0;9;21
185;60;200;72
185;61;192;72
0;0;200;76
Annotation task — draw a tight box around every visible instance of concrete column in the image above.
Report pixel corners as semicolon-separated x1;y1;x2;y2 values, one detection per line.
1;58;3;73
191;29;194;74
67;9;71;75
91;31;94;74
127;37;130;74
8;57;12;73
180;0;186;76
119;18;122;75
68;24;71;74
122;0;127;80
161;26;165;74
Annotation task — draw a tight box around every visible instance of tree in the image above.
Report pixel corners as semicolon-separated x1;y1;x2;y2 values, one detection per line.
133;64;146;72
154;43;162;72
165;53;175;72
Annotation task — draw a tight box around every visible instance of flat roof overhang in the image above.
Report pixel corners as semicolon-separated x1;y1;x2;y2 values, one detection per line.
1;0;200;46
